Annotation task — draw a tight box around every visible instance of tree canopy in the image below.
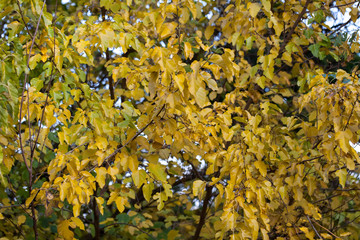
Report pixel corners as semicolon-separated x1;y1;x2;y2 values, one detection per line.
0;0;360;239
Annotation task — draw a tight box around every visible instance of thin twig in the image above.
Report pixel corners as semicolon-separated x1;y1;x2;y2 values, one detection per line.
329;18;352;36
306;215;323;239
31;0;59;160
16;0;42;50
17;1;47;240
331;1;358;8
4;215;26;238
18;0;46;174
312;220;342;239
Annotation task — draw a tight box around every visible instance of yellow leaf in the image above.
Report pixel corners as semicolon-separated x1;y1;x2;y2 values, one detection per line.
107;167;119;181
115;196;127;213
271;16;282;36
195;87;208;108
17;215;26;225
26;190;38;207
0;166;7;187
148;163;167;182
168;230;179;240
282;51;292;63
132;169;146;187
254;161;267;177
128;210;137;217
206;78;218;91
299;227;315;240
179;7;190;24
96;167;107;188
163;183;173;198
193;180;205;197
335;168;347;188
248;3;261;18
186;0;197;19
195;37;209;51
335;130;352;153
340;232;352;237
159;22;177;39
128;155;139;172
99;27;115;51
204;26;215;40
184;42;194;60
306;177;316;196
154;192;167;210
262;0;271;13
96;197;105;215
74;39;89;53
336;69;350;81
350;7;359;22
174;73;185;92
272;95;284;105
143;182;154;202
95;136;108;151
58;220;74;240
73;202;81;217
70;217;85;230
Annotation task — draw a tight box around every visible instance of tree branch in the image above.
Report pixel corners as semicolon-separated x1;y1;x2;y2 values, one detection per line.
306;215;323;239
101;7;115;101
279;0;311;55
192;184;213;240
17;1;47;239
93;196;101;240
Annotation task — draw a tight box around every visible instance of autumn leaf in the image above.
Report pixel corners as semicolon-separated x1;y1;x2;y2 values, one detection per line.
2;0;360;239
148;163;167;182
58;220;74;240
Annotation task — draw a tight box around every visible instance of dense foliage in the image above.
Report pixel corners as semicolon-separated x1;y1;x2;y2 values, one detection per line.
0;0;360;239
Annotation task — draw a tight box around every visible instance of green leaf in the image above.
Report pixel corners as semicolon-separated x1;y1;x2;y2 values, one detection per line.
29;54;41;70
30;78;44;91
309;44;320;58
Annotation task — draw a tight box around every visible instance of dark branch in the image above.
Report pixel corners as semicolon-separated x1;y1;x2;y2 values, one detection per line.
192;185;213;240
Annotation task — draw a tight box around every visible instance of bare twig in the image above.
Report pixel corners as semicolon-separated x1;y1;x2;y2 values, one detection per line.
4;215;26;238
306;215;323;239
331;1;358;8
17;1;47;239
31;0;58;160
312;220;342;239
329;18;352;36
16;0;42;50
187;159;205;181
